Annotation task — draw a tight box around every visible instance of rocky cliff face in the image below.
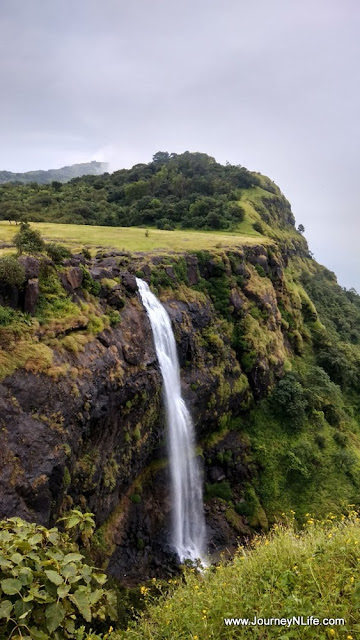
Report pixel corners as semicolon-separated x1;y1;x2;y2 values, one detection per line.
0;242;301;582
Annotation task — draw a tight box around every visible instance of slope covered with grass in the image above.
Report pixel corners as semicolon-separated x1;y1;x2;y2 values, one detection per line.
120;514;360;639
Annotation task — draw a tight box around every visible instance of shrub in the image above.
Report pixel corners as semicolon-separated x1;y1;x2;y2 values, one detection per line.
253;221;264;234
0;255;25;287
46;242;72;264
270;373;308;430
81;248;92;260
81;267;101;296
205;480;233;502
13;221;45;255
0;306;16;326
0;514;116;639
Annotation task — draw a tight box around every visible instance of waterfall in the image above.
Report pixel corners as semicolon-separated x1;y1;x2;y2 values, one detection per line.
136;278;206;563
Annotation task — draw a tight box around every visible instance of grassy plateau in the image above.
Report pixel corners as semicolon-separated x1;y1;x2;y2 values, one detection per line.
0;220;269;256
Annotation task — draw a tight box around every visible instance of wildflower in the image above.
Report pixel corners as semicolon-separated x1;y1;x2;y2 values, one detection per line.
347;635;353;639
329;630;335;636
194;585;199;590
350;576;355;583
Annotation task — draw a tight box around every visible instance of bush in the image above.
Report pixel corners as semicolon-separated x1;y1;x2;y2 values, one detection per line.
270;373;308;430
253;221;264;234
205;480;233;502
0;255;25;287
13;221;45;255
46;242;72;264
81;267;101;296
0;514;117;639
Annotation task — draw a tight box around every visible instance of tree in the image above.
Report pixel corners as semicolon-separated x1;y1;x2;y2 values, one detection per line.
270;373;308;430
13;221;45;255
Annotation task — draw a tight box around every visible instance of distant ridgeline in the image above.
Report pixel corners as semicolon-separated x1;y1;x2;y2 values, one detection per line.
0;151;298;235
0;160;107;185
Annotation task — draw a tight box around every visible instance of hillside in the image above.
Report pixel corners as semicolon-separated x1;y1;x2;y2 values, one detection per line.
0;160;107;185
0;152;303;244
120;514;360;638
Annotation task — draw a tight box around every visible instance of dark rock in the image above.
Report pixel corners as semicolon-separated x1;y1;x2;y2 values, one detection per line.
229;289;244;313
24;279;39;315
165;266;175;279
90;267;113;280
18;256;40;280
72;254;86;265
186;256;199;285
122;272;137;293
7;285;19;310
209;466;225;482
97;258;121;274
66;267;83;290
108;291;125;309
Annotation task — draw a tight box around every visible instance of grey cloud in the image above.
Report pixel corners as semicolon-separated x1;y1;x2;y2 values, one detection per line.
0;0;359;288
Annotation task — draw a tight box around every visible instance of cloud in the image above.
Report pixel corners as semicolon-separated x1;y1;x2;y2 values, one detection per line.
0;0;359;288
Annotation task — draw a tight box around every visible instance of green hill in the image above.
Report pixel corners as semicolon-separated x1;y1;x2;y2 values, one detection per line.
0;152;301;239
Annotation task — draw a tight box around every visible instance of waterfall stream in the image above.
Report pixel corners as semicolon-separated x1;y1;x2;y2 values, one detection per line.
136;278;206;563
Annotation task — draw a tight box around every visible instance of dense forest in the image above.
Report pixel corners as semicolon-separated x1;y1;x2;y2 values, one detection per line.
0;160;106;185
0;152;294;232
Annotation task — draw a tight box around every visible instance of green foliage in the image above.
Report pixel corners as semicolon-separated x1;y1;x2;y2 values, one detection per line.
0;514;116;639
0;152;265;231
46;243;72;264
0;306;17;326
120;515;360;639
205;481;233;502
13;222;45;255
81;267;101;296
58;510;95;548
0;255;25;287
270;373;308;430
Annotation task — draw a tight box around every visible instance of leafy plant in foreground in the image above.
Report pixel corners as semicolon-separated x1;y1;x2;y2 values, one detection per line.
0;513;117;639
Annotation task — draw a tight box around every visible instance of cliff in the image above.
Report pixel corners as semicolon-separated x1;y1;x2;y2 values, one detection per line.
0;232;359;583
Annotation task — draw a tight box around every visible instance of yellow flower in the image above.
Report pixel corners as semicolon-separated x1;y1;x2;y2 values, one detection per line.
329;630;335;636
193;636;199;640
347;635;353;639
350;576;355;583
194;585;199;590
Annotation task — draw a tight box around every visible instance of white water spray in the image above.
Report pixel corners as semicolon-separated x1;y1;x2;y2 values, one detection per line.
136;278;206;563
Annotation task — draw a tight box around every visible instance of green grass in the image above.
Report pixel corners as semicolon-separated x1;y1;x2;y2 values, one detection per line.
0;221;270;255
118;513;360;639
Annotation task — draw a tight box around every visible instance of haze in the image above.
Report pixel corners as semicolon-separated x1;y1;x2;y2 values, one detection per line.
0;0;359;289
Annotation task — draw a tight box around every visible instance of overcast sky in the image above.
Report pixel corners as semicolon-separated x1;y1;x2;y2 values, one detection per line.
1;0;359;289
